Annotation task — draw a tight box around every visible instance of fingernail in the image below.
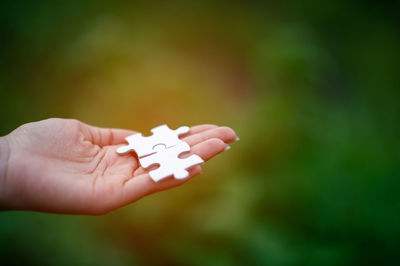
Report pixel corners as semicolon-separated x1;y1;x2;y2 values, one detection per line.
224;144;231;151
235;136;240;142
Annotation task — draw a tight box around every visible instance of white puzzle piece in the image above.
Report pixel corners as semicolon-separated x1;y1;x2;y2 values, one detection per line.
116;124;189;157
139;142;204;182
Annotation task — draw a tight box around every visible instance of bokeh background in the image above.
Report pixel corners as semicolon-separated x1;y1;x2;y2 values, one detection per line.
1;0;399;265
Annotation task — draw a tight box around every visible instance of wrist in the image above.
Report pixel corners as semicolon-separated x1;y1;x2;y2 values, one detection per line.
0;136;10;209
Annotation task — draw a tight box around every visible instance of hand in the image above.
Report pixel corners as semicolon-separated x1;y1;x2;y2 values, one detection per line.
0;118;237;214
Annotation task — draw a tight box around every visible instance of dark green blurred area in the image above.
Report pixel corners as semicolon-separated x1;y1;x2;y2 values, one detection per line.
1;0;400;265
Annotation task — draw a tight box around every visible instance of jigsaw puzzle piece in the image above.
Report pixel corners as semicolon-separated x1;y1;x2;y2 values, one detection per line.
116;124;190;157
139;142;204;182
116;134;141;154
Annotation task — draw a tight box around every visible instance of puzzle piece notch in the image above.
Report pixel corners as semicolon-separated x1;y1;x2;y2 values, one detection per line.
139;142;204;182
116;124;190;157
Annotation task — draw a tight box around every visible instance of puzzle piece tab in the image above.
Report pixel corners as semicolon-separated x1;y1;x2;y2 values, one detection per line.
116;124;189;157
139;142;204;182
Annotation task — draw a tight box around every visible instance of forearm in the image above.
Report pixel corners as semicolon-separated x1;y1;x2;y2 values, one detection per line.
0;136;10;209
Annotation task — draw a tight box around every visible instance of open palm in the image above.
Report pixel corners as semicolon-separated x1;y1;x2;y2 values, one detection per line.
1;118;237;214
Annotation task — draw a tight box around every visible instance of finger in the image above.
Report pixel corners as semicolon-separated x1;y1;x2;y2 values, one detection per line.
89;124;218;147
179;124;218;138
121;165;202;204
87;126;136;147
191;138;227;161
183;126;237;147
114;124;219;154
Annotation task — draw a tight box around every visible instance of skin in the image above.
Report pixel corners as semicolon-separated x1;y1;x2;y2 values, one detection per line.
0;118;237;215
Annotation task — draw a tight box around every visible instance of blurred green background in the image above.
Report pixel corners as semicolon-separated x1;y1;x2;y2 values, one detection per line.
1;0;399;265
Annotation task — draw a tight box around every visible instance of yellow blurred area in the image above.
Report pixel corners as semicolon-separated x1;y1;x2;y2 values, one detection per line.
28;4;257;131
